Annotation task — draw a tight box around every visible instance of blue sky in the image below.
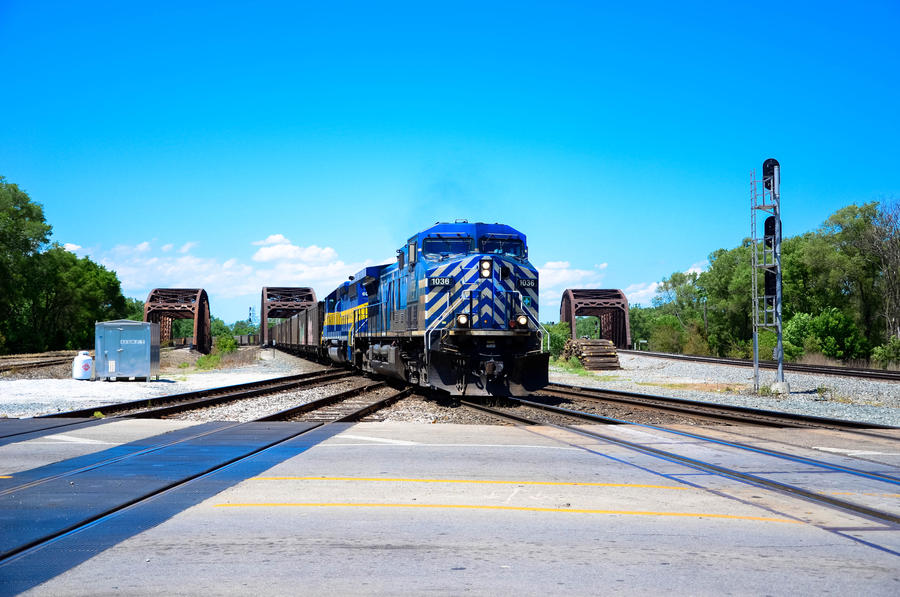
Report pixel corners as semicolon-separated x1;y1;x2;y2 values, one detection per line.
2;1;898;324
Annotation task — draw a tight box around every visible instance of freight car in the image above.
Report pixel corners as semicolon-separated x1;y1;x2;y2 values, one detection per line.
270;221;548;396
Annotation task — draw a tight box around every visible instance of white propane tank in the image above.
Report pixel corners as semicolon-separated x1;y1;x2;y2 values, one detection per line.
72;351;93;380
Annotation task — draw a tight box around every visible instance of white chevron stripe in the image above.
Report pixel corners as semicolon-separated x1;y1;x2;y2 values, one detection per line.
432;261;452;277
425;269;480;319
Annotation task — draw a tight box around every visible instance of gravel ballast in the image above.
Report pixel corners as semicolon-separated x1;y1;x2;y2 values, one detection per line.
550;354;900;427
1;350;897;426
0;349;323;418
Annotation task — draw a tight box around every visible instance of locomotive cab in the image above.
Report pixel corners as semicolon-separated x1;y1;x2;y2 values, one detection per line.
407;222;548;395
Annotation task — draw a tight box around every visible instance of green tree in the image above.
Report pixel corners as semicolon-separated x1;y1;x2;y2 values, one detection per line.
230;318;259;336
871;337;900;368
633;203;890;362
172;319;194;339
628;306;655;347
648;314;683;353
18;245;126;351
697;242;752;355
809;308;866;359
654;271;703;330
0;177;52;352
784;313;813;347
574;316;600;339
544;322;570;358
866;199;900;340
782;204;881;345
210;317;229;338
123;297;145;321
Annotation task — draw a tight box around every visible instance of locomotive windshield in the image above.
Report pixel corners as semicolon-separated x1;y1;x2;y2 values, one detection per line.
480;236;525;257
423;237;472;260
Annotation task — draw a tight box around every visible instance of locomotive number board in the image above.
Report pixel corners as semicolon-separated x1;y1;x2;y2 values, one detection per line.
517;278;538;290
428;277;453;287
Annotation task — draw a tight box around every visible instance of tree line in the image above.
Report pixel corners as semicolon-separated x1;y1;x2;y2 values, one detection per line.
169;317;258;340
0;176;257;354
627;201;900;368
0;177;130;353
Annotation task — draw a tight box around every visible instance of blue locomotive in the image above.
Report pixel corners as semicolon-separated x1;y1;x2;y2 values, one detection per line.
278;221;549;396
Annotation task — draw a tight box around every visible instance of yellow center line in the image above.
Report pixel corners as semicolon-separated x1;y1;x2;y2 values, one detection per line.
248;476;688;490
213;502;800;524
829;491;900;498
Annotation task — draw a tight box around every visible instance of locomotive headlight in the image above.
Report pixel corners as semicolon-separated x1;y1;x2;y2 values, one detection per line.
516;314;528;327
479;259;492;277
456;313;469;327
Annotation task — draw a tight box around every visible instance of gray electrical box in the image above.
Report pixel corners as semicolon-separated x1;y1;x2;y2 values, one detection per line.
94;320;160;381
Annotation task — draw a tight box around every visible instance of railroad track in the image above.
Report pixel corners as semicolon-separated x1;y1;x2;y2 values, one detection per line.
538;382;897;432
460;397;900;526
0;354;75;373
0;378;409;567
5;370;359;441
39;369;351;419
619;349;900;382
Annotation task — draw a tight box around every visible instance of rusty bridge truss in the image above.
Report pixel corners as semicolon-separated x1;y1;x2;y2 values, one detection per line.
260;287;317;346
143;288;212;354
560;289;632;349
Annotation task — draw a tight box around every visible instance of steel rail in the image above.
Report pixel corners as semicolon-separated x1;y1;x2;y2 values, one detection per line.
0;357;71;373
460;399;900;526
0;420;250;499
123;372;352;419
39;369;347;419
332;387;413;423
0;384;409;565
511;397;900;485
541;382;898;431
0;422;320;564
0;351;79;360
255;382;387;421
258;382;411;423
0;383;404;499
619;349;900;382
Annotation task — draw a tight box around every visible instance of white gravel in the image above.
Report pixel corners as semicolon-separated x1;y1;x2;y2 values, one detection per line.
3;350;898;426
175;380;359;423
0;350;323;418
551;354;900;427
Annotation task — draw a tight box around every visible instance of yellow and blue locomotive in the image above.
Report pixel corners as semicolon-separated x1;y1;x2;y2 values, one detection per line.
321;221;548;396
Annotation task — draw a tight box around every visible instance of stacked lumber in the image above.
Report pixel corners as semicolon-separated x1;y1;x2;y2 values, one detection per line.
561;338;620;370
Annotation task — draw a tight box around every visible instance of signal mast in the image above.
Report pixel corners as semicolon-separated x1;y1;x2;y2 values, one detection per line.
750;158;789;394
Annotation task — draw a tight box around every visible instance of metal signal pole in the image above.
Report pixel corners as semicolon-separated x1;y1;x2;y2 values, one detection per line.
751;158;789;394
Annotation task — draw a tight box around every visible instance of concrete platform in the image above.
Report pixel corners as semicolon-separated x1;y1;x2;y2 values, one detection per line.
1;421;898;595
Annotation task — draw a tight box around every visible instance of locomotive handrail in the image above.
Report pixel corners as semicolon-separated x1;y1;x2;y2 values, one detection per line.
424;291;471;367
506;289;549;352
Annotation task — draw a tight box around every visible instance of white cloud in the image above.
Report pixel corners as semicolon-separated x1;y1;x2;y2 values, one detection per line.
109;242;153;257
63;243;81;252
92;236;376;322
685;260;708;275
252;243;337;263
538;261;606;289
536;261;608;321
623;281;660;307
252;234;291;246
542;260;571;270
178;241;198;254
